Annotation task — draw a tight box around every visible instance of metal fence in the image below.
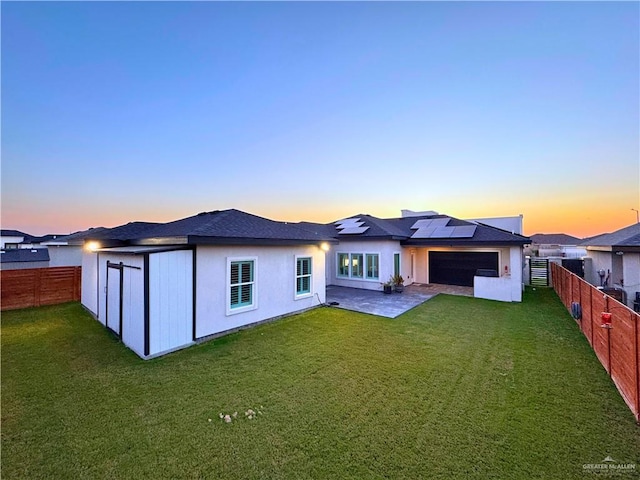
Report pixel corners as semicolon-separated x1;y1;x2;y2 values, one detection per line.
551;262;639;422
1;266;81;311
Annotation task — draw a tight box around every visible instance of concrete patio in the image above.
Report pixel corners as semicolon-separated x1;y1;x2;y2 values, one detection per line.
325;283;473;318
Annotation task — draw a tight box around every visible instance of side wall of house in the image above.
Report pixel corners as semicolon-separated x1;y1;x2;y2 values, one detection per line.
622;254;640;308
585;249;613;287
195;244;326;339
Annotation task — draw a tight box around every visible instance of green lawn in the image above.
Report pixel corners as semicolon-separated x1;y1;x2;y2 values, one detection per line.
2;288;638;479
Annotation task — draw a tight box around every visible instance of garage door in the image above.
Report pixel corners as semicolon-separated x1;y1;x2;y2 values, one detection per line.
429;252;499;287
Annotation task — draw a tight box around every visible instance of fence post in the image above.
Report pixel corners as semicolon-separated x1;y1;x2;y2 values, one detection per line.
33;269;41;307
605;296;612;376
635;312;640;422
590;287;595;347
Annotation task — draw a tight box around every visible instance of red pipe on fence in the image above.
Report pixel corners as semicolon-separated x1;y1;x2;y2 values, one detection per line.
550;263;640;422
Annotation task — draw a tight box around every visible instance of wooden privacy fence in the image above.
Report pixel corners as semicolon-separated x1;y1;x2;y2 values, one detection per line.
1;266;81;311
551;262;640;422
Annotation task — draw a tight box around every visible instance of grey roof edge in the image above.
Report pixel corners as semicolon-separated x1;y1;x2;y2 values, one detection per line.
580;223;640;247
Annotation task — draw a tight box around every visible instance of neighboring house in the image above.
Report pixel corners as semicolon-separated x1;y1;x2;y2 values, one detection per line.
80;211;333;359
322;212;529;303
41;228;108;267
580;223;640;309
0;229;30;250
525;233;586;258
19;234;67;249
0;248;50;270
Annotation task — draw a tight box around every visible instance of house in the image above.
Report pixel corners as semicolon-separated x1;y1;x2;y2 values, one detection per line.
0;248;50;270
80;208;529;359
80;211;333;359
580;223;640;309
0;229;30;250
322;212;530;303
18;234;67;249
525;233;586;258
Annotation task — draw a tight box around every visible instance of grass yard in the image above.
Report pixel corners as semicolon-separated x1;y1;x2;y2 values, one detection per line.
2;288;639;479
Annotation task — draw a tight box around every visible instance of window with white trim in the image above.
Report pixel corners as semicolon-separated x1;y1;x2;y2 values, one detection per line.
366;254;379;279
296;257;312;296
337;252;379;280
351;253;363;278
338;253;350;277
230;260;254;309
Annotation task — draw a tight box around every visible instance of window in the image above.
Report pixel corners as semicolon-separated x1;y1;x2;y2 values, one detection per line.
296;257;312;296
230;260;254;310
351;254;363;278
338;253;350;277
337;252;379;280
366;254;379;279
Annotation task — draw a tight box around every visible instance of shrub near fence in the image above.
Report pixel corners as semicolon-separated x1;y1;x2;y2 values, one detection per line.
551;262;640;422
1;266;81;311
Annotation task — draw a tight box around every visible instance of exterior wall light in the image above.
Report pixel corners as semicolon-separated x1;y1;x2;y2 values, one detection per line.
86;241;100;252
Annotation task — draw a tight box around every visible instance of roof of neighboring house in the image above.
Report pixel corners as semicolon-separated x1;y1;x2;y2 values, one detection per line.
0;248;50;263
530;233;583;245
86;222;161;242
21;234;67;244
581;223;640;248
0;229;30;237
330;213;530;246
92;210;336;246
42;227;109;245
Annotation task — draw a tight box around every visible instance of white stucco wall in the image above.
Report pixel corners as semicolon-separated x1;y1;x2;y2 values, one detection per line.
195;244;326;339
585;249;613;287
622;253;640;308
474;247;523;302
47;245;83;267
81;251;99;316
327;240;402;291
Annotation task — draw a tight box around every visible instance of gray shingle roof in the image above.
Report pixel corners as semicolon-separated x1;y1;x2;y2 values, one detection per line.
581;223;640;248
1;230;30;237
330;213;530;246
87;222;161;242
530;233;582;245
93;210;335;246
1;248;50;263
83;209;529;247
42;227;109;245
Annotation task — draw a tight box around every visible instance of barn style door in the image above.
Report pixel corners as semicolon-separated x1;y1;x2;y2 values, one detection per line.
106;262;123;337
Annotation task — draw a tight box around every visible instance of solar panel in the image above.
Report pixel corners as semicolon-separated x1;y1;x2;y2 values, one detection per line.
410;224;477;239
338;227;370;235
335;218;362;227
335;217;369;235
431;226;454;238
449;226;477;238
410;218;449;230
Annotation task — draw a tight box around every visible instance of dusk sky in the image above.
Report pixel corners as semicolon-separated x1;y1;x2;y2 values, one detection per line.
2;1;638;238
